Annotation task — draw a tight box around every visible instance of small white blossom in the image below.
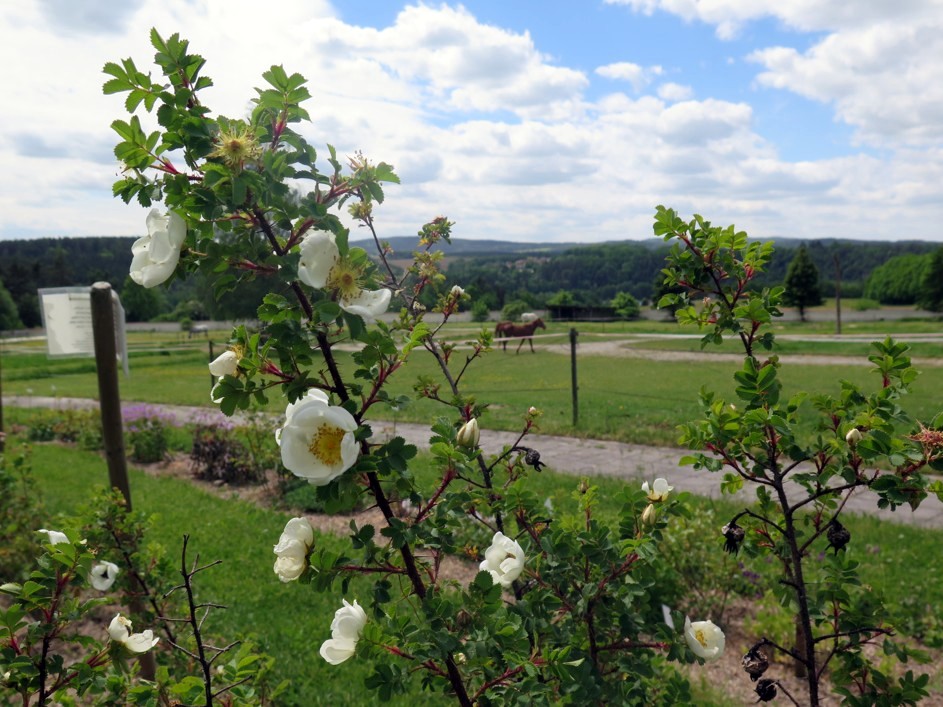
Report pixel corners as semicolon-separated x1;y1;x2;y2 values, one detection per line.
642;478;673;502
480;531;525;588
319;599;367;665
845;428;863;447
208;350;239;377
129;209;187;288
450;285;466;298
276;390;359;485
684;617;725;661
273;517;314;582
297;230;390;323
90;561;120;591
108;614;159;653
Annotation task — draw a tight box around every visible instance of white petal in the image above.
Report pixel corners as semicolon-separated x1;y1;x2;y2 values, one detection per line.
108;614;131;642
340;287;391;324
90;561;120;591
331;599;368;641
38;528;69;545
653;478;673;497
208;351;239;377
274;554;305;582
319;637;356;665
123;630;159;653
298;231;338;288
279;517;314;548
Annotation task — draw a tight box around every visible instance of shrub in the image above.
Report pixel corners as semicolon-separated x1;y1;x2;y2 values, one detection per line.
470;299;490;322
190;424;266;485
500;299;530;321
123;405;173;464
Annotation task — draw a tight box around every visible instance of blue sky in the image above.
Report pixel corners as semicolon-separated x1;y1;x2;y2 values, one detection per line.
2;0;942;243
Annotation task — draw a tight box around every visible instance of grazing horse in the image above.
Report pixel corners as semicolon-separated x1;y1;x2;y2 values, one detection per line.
494;317;546;353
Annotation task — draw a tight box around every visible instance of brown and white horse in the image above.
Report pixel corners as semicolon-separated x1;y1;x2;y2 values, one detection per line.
494;318;546;353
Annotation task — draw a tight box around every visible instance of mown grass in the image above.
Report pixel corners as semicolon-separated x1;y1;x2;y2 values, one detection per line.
5;327;943;448
5;405;942;704
15;440;436;706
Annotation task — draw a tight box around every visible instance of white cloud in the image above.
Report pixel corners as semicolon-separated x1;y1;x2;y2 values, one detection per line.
605;0;943;148
595;62;663;91
1;0;943;245
657;82;693;102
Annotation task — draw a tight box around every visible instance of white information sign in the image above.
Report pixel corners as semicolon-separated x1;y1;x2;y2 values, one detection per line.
39;287;129;375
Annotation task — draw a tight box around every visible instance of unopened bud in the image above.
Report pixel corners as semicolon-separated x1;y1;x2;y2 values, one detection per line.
641;503;657;526
845;428;862;447
527;406;540;417
456;418;480;448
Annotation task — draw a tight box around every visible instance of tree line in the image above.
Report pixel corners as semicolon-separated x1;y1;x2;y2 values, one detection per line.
1;235;941;330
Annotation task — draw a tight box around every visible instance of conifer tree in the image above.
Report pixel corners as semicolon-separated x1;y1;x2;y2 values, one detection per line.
783;245;823;321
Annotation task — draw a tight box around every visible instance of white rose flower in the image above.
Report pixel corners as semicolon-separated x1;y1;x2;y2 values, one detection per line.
276;390;359;485
297;230;390;323
450;285;465;298
208;350;239;377
319;599;367;665
684;616;725;661
642;478;673;502
108;613;159;653
129;209;187;288
479;531;525;588
38;528;69;545
273;517;314;582
90;561;120;591
845;428;863;447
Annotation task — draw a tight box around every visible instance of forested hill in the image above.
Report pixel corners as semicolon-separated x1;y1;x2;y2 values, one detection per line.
0;237;136;329
0;234;939;329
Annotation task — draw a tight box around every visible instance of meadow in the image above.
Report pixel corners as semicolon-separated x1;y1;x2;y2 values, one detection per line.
3;402;941;705
3;311;942;448
3;309;943;701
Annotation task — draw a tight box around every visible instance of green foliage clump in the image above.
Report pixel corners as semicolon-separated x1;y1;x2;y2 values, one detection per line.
470;299;490;322
864;252;930;304
610;291;640;320
0;447;45;581
500;299;531;321
917;246;943;312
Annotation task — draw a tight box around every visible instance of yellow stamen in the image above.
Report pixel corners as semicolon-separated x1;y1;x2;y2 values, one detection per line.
695;629;708;648
327;258;364;302
308;424;346;466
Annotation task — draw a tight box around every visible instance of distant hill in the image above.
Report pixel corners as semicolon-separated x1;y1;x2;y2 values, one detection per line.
349;235;590;257
2;233;939;329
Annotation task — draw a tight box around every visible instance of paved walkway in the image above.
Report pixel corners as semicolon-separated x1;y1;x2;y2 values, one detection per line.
6;395;943;529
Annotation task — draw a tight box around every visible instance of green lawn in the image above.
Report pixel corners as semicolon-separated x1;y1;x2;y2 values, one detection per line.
4;326;943;447
5;407;942;704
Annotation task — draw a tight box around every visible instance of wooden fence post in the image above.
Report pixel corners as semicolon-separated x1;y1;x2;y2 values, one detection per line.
570;327;579;426
208;339;215;391
90;283;132;508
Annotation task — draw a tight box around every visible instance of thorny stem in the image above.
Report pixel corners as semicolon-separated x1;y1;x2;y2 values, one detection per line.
171;535;220;707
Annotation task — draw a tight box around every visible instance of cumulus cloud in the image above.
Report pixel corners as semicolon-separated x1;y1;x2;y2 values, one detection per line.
1;0;943;244
595;62;663;92
657;82;692;102
605;0;943;148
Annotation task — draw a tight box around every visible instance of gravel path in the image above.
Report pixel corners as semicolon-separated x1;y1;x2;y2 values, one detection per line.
7;395;943;529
